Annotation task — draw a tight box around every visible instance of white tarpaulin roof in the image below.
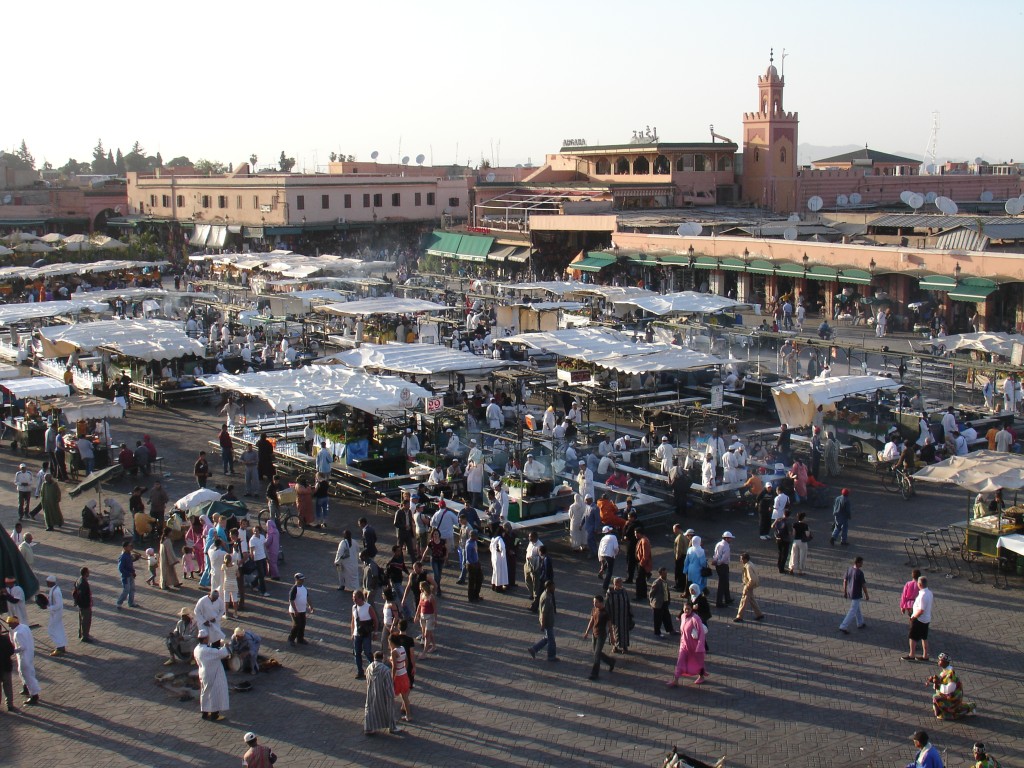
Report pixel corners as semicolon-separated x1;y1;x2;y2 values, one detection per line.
595;347;729;374
199;364;431;414
1;377;70;399
614;290;750;316
41;395;124;421
913;450;1024;494
38;319;206;361
316;298;447;317
500;280;586;297
330;343;520;375
771;375;902;428
0;299;109;325
0;363;21;380
569;285;656;302
942;332;1018;356
72;287;169;302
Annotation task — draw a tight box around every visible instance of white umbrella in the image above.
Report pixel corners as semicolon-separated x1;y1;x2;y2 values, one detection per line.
63;241;94;252
64;233;89;243
40;233;65;243
173;488;222;511
13;241;55;253
2;232;39;244
0;245;13;256
92;236;127;250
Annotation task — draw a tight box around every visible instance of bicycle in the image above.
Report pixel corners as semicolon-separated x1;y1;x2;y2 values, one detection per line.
878;461;916;500
257;500;304;539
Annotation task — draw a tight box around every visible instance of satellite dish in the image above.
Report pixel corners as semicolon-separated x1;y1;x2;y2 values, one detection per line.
401;156;410;165
849;192;862;205
836;194;849;207
974;157;983;165
900;191;913;204
485;172;496;183
787;213;800;223
908;193;925;210
1;194;11;205
807;196;823;212
515;163;523;169
676;222;702;237
783;227;798;241
935;196;958;215
924;191;938;204
370;150;379;160
415;154;425;165
980;190;994;202
1005;198;1024;216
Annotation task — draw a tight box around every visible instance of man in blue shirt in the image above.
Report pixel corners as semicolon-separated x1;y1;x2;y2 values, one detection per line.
906;730;943;768
839;556;869;633
116;540;138;609
464;530;482;602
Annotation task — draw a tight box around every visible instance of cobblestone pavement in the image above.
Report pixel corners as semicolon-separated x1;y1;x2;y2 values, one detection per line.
3;400;1022;768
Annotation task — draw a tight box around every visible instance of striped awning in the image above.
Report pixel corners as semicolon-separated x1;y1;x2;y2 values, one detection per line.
838;268;872;286
747;259;776;275
718;257;747;272
804;265;839;282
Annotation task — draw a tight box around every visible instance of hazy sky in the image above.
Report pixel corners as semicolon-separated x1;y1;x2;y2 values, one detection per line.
7;0;1023;171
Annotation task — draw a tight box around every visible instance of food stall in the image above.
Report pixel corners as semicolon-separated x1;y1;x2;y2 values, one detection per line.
0;376;70;453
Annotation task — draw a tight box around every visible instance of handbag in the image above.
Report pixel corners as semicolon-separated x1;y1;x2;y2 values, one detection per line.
700;565;713;578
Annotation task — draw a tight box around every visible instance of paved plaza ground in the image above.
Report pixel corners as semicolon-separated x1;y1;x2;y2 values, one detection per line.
3;363;1023;767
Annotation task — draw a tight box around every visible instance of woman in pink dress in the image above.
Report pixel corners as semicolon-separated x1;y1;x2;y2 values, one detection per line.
668;601;707;687
184;516;206;576
265;518;281;579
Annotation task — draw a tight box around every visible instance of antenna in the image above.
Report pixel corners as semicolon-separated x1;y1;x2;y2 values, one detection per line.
836;194;849;207
900;191;913;204
934;196;958;215
780;48;788;78
908;193;925;210
676;222;702;237
415;154;425;166
485;172;496;183
1005;197;1024;216
807;196;823;212
925;191;938;204
923;111;940;175
849;192;862;205
401;156;410;165
370;150;379;160
783;227;798;241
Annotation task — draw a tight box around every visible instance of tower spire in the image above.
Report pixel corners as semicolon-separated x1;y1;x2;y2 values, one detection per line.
770;47;774;65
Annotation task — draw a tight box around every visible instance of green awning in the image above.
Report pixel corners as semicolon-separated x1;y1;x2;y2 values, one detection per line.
572;252;615;272
265;226;302;235
0;218;47;227
920;275;957;291
693;255;718;270
773;262;806;278
718;257;747;272
747;259;775;275
947;278;998;303
455;234;494;262
805;265;838;282
425;231;463;258
838;268;872;286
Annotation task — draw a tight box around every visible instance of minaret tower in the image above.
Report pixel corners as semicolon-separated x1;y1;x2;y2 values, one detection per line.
742;49;800;212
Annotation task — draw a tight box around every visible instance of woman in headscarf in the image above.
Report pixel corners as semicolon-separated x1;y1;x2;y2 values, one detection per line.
363;650;400;735
265;518;281;580
198;515;218;588
928;653;976;720
688;582;712;652
294;476;314;527
40;473;64;531
667;601;707;687
789;457;808;502
567;493;588;552
823;432;841;477
683;535;708;595
158;528;182;590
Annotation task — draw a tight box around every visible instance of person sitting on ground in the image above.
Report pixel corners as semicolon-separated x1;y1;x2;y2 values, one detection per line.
165;607;199;665
227;626;261;675
81;499;111;541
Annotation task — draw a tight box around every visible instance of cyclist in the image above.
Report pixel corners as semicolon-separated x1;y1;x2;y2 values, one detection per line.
895;442;918;475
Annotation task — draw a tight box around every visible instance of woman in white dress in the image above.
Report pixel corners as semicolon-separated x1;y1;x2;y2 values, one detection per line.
490;534;508;590
567;493;588;551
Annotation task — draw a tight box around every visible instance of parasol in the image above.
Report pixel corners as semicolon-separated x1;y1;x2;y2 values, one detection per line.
173;488;222;511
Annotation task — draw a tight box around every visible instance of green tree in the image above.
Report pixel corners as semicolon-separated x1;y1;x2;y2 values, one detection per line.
92;139;106;171
166;156;192;167
249;153;257;169
15;140;35;169
194;159;227;175
106;149;115;173
155;151;163;167
278;151;296;172
131;140;145;156
42;160;53;171
115;148;126;174
57;158;90;176
0;151;34;171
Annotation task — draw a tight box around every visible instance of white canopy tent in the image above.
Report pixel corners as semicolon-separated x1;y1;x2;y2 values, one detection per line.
594;348;729;375
499;280;586;297
316;297;448;317
942;332;1018;357
199;364;431;414
330;343;520;375
0;377;70;399
0;299;109;326
41;394;124;421
613;290;750;316
913;450;1024;494
501;327;644;360
771;375;902;428
0;363;22;380
38;319;206;361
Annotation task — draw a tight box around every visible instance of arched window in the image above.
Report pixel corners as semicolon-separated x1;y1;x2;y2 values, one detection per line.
761;98;767;113
633;156;650;175
754;149;760;163
653;155;670;175
615;157;630;175
694;154;708;172
718;156;731;171
780;148;786;163
595;158;611;175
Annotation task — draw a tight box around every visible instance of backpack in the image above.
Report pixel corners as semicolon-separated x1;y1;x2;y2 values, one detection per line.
365;561;382;591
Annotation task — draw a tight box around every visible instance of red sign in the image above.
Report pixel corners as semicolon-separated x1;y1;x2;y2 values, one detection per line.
425;397;444;414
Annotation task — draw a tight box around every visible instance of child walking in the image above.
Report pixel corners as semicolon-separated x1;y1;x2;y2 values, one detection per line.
145;547;158;586
182;545;199;579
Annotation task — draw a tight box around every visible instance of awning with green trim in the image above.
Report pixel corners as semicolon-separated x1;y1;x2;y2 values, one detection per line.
718;257;747;272
0;218;47;227
692;255;718;270
919;275;957;291
838;268;872;286
805;265;838;282
265;226;302;235
571;252;616;272
773;262;806;278
455;234;494;262
424;231;463;258
746;259;775;275
947;278;998;303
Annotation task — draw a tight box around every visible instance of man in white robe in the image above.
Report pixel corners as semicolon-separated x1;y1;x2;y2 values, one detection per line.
4;578;29;626
194;591;226;644
490;534;508;588
8;616;40;705
655;436;674;474
445;430;462;457
577;461;595;501
193;630;230;720
45;576;67;656
701;453;716;489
